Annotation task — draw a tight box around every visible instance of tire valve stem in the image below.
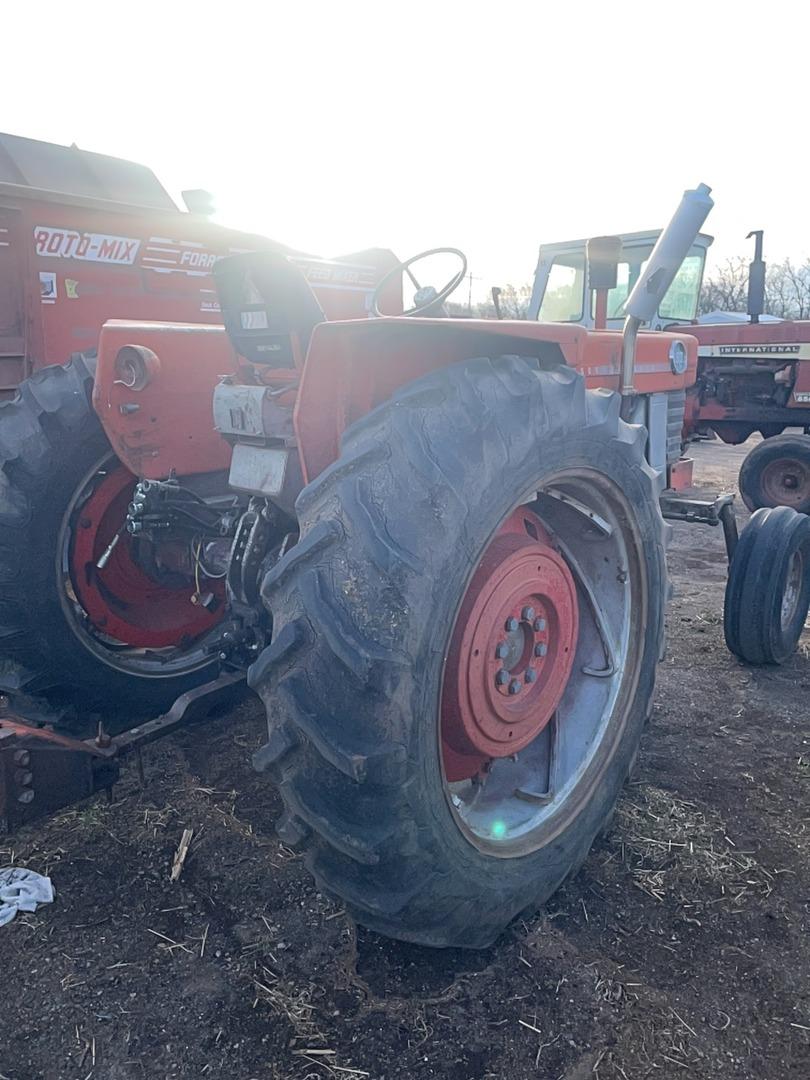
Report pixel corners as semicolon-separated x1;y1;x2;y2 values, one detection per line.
96;528;124;570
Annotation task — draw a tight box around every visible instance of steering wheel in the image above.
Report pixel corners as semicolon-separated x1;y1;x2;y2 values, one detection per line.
372;247;468;317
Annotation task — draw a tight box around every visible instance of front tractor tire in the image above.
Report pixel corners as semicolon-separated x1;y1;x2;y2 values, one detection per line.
251;356;668;947
0;355;219;717
724;506;810;665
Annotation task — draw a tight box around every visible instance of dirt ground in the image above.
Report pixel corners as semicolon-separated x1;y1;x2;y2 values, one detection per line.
2;439;809;1080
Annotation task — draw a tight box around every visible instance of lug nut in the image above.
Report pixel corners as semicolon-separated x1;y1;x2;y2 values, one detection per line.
14;769;33;787
508;679;521;695
505;617;518;632
525;669;537;684
534;617;546;632
495;642;509;659
495;669;510;686
13;749;30;767
535;642;548;658
521;606;535;622
17;790;34;805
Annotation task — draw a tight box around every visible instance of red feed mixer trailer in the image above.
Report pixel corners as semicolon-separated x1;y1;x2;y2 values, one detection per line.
2;181;809;948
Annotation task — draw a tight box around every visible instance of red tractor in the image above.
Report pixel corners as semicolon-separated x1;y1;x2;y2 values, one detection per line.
529;224;810;514
684;231;810;517
2;184;809;948
0;131;399;716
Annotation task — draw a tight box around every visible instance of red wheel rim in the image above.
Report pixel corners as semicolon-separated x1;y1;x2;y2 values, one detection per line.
441;507;579;781
761;456;810;508
69;463;225;648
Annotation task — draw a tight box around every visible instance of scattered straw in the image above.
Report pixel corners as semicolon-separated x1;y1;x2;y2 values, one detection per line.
608;785;772;909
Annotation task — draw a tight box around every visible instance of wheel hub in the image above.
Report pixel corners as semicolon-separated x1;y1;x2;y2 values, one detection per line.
69;463;224;649
781;549;804;630
441;508;579;781
762;456;810;507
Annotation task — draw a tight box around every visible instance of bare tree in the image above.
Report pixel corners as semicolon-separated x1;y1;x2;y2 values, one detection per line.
491;283;532;319
447;283;532;319
475;284;532;319
698;257;749;314
700;255;810;319
766;258;810;319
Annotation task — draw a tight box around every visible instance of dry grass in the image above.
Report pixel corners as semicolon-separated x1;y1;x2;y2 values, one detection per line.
608;784;773;909
253;969;369;1079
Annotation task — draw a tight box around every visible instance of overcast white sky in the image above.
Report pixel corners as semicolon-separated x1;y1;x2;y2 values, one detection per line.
4;0;808;292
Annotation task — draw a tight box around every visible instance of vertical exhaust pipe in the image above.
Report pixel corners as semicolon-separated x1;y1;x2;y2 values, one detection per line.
746;230;765;324
620;183;714;407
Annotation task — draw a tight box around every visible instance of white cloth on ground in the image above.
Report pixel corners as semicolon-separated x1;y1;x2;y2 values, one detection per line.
0;867;54;927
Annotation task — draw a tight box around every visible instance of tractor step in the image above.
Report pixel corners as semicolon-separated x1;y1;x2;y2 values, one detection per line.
659;491;738;559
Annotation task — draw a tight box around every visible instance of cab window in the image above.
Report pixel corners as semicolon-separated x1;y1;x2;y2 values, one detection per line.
597;250;651;318
537;254;585;322
591;249;705;322
659;254;704;320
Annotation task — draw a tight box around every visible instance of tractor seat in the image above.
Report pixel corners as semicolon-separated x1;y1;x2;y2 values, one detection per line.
214;250;325;368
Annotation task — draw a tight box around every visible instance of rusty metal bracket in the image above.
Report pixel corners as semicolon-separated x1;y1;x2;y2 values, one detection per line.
0;670;246;831
660;491;739;560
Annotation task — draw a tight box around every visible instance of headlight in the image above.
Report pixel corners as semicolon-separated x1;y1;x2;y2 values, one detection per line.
669;340;688;375
114;345;160;390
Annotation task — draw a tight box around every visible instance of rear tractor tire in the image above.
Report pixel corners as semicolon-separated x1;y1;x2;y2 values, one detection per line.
739;433;810;514
0;355;220;717
250;356;668;947
724;505;810;665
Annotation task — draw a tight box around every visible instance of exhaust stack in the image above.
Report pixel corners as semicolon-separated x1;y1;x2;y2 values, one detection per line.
746;230;765;324
620;183;714;401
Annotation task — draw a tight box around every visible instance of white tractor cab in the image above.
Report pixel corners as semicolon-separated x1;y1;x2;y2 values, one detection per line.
523;225;712;492
523;227;713;499
523;216;810;671
527;229;713;330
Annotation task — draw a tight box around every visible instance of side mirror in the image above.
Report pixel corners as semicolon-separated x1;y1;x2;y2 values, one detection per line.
586;235;622;291
587;236;622;329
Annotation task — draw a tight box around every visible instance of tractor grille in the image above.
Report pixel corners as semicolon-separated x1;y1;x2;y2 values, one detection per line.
666;389;686;464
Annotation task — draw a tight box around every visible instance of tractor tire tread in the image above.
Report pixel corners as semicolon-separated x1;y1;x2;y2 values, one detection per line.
252;355;667;946
0;354;217;717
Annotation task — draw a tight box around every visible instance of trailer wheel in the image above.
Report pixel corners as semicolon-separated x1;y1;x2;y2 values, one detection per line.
724;506;810;665
251;357;667;947
0;354;220;716
739;433;810;514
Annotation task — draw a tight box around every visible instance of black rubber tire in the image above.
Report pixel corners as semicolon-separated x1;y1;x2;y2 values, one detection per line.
0;354;219;715
724;505;810;665
738;433;810;514
249;356;668;948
